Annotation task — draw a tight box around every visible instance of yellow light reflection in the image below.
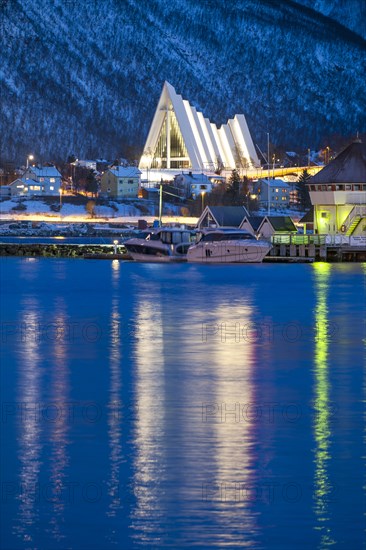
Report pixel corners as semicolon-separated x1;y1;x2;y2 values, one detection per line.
313;262;335;547
131;280;257;546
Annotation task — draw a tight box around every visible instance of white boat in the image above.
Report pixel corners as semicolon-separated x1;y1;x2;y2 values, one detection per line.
124;227;196;262
187;227;272;263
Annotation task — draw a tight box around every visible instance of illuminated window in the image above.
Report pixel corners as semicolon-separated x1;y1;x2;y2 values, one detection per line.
50;178;55;183
50;186;54;190
275;188;279;192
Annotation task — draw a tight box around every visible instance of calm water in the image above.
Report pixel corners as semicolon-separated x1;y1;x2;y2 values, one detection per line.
1;258;365;549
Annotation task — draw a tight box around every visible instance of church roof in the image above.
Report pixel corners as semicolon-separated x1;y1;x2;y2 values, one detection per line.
139;82;259;171
308;140;366;184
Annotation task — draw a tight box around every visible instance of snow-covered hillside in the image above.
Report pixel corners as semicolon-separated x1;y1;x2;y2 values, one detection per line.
1;0;365;162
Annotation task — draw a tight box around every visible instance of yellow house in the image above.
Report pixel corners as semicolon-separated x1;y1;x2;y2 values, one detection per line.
307;139;366;235
101;166;141;198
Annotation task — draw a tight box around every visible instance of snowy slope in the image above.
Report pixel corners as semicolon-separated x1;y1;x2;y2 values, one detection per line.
1;0;365;162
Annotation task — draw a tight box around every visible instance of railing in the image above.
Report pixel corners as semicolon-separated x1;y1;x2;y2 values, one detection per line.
271;233;366;247
342;205;366;231
271;234;326;245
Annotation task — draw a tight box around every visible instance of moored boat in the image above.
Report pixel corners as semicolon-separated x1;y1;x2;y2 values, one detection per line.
124;227;196;262
187;227;271;263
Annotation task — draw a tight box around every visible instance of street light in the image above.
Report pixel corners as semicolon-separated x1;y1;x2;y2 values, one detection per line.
26;154;34;169
113;240;118;255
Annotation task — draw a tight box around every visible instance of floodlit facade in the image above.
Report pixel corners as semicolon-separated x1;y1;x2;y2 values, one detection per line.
139;82;260;173
307;139;366;235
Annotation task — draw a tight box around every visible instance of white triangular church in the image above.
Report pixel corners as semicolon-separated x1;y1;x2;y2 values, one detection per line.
139;82;260;172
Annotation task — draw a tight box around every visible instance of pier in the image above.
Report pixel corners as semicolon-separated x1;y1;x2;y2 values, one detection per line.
269;234;366;262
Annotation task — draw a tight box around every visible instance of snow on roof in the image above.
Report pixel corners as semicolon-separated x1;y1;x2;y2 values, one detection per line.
29;166;62;177
109;166;142;177
258;178;290;187
9;177;32;186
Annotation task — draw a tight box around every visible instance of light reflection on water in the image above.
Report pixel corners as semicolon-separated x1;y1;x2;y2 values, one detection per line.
312;263;334;547
14;300;43;548
1;259;365;549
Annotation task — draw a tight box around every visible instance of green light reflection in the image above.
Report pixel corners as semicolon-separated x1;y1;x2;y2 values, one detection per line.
312;262;335;548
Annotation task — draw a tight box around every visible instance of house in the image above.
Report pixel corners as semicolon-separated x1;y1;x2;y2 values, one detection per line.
252;178;291;209
173;172;220;199
197;205;249;229
9;177;45;197
306;139;366;235
256;216;297;239
24;165;62;195
100;166;142;198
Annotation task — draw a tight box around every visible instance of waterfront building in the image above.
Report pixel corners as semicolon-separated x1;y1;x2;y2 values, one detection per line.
255;216;297;239
307;139;366;235
100;166;141;198
239;215;264;235
139;82;260;174
197;206;249;229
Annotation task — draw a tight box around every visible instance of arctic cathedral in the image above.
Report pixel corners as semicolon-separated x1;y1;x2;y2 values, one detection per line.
139;82;260;173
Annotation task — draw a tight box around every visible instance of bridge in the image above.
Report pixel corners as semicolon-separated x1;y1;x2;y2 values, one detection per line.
233;165;324;180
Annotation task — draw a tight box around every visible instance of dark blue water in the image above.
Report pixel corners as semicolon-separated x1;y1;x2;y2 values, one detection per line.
1;258;365;549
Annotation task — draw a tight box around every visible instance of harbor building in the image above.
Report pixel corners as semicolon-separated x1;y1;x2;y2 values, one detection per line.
139;82;259;178
307;139;366;236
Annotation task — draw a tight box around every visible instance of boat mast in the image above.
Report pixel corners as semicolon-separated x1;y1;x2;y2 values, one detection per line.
159;182;163;226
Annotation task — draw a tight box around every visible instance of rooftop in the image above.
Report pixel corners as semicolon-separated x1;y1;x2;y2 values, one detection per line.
308;140;366;184
109;166;142;177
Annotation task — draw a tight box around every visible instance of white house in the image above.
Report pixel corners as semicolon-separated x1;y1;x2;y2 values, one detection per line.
9;177;45;197
24;165;62;195
173;172;212;199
